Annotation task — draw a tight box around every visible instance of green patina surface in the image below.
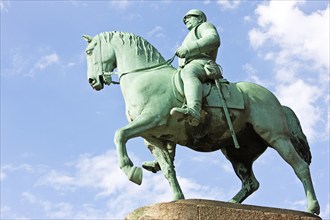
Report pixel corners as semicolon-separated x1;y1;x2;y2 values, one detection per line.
82;9;320;215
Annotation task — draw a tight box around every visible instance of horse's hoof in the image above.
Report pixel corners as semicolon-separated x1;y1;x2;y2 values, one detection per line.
307;200;320;215
172;193;185;201
128;166;143;185
142;161;161;173
228;199;239;203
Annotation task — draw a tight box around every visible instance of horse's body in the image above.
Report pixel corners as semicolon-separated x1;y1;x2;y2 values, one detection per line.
83;31;320;214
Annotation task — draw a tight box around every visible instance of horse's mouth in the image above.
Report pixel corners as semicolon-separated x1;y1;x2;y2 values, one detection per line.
88;75;104;91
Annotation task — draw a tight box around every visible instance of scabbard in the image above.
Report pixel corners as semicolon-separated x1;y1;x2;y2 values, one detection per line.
215;79;240;149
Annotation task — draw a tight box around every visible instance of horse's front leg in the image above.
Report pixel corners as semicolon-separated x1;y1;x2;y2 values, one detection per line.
114;113;161;185
145;139;184;201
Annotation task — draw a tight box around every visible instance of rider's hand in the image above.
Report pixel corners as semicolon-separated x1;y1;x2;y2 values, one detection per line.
176;46;188;58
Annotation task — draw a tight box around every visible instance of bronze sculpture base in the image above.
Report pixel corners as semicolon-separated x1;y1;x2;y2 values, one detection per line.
126;199;321;220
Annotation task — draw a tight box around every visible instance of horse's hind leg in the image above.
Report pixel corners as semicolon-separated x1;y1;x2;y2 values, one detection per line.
221;148;260;203
145;139;184;201
142;140;176;174
269;137;320;214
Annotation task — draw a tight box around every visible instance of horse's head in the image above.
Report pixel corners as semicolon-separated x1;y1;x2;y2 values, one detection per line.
83;34;116;91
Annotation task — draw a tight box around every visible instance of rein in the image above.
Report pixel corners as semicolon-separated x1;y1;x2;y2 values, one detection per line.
103;55;176;85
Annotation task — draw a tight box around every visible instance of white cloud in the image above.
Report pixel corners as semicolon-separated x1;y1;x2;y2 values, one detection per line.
3;48;65;78
243;63;272;87
217;0;241;10
0;0;10;13
22;192;74;219
222;163;234;173
250;1;329;70
34;150;228;219
38;150;227;201
67;0;88;7
248;28;266;49
1;164;34;175
26;52;60;77
275;80;322;139
0;205;28;220
248;0;329;141
243;15;252;23
321;201;330;220
21;192;38;204
285;198;307;211
3;49;60;77
3;48;31;77
1;164;49;183
109;0;132;10
36;151;127;195
147;26;166;38
34;52;60;70
36;170;77;191
0;170;6;181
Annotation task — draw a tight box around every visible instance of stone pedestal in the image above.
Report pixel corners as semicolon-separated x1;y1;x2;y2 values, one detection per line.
126;199;321;220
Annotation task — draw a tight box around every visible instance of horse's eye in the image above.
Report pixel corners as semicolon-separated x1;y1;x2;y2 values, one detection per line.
86;49;93;56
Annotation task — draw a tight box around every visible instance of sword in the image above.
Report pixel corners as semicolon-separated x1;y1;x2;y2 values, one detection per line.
214;79;240;149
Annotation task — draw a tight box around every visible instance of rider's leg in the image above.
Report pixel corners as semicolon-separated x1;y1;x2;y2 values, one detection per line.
170;61;206;126
183;73;202;125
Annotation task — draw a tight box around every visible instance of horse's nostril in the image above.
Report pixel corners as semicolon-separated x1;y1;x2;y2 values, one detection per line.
88;78;94;84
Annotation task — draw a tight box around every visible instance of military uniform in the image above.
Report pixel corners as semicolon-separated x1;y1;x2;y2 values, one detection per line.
171;10;220;126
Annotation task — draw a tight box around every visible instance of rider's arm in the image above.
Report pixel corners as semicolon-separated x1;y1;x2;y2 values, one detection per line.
185;22;220;56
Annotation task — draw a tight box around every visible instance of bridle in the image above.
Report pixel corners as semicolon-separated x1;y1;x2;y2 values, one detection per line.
95;35;119;85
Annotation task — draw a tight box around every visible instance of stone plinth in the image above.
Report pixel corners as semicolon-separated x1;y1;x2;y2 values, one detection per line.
125;199;321;220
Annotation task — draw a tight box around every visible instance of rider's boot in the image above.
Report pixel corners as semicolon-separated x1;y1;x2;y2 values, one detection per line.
170;80;202;126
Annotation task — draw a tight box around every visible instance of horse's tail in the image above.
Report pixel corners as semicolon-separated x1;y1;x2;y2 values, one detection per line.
282;106;312;165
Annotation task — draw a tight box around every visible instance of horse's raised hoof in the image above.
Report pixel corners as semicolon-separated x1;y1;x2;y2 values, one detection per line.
142;161;161;173
128;166;143;185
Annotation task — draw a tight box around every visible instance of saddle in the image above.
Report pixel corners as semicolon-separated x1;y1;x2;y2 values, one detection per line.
172;71;244;110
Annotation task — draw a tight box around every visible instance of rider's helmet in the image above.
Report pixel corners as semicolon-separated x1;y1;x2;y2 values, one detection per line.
183;9;207;24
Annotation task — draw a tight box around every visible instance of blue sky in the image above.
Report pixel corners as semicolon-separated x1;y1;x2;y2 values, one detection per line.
1;0;329;219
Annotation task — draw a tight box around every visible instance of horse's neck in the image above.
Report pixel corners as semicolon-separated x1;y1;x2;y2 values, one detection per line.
111;37;164;73
116;53;153;73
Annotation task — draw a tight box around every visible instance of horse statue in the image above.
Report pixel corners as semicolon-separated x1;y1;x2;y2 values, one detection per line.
82;31;320;215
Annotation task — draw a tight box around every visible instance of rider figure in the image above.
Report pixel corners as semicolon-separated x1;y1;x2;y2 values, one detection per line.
143;9;221;173
170;9;221;126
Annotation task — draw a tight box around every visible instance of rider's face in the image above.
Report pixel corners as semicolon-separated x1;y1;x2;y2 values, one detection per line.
184;15;201;30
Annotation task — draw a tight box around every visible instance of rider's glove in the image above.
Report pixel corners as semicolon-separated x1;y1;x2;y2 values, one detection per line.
176;46;189;58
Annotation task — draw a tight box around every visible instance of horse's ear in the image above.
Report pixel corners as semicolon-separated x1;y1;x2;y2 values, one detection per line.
82;35;93;43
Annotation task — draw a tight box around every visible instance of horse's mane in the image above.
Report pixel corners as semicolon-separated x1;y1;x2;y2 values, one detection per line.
98;31;166;64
